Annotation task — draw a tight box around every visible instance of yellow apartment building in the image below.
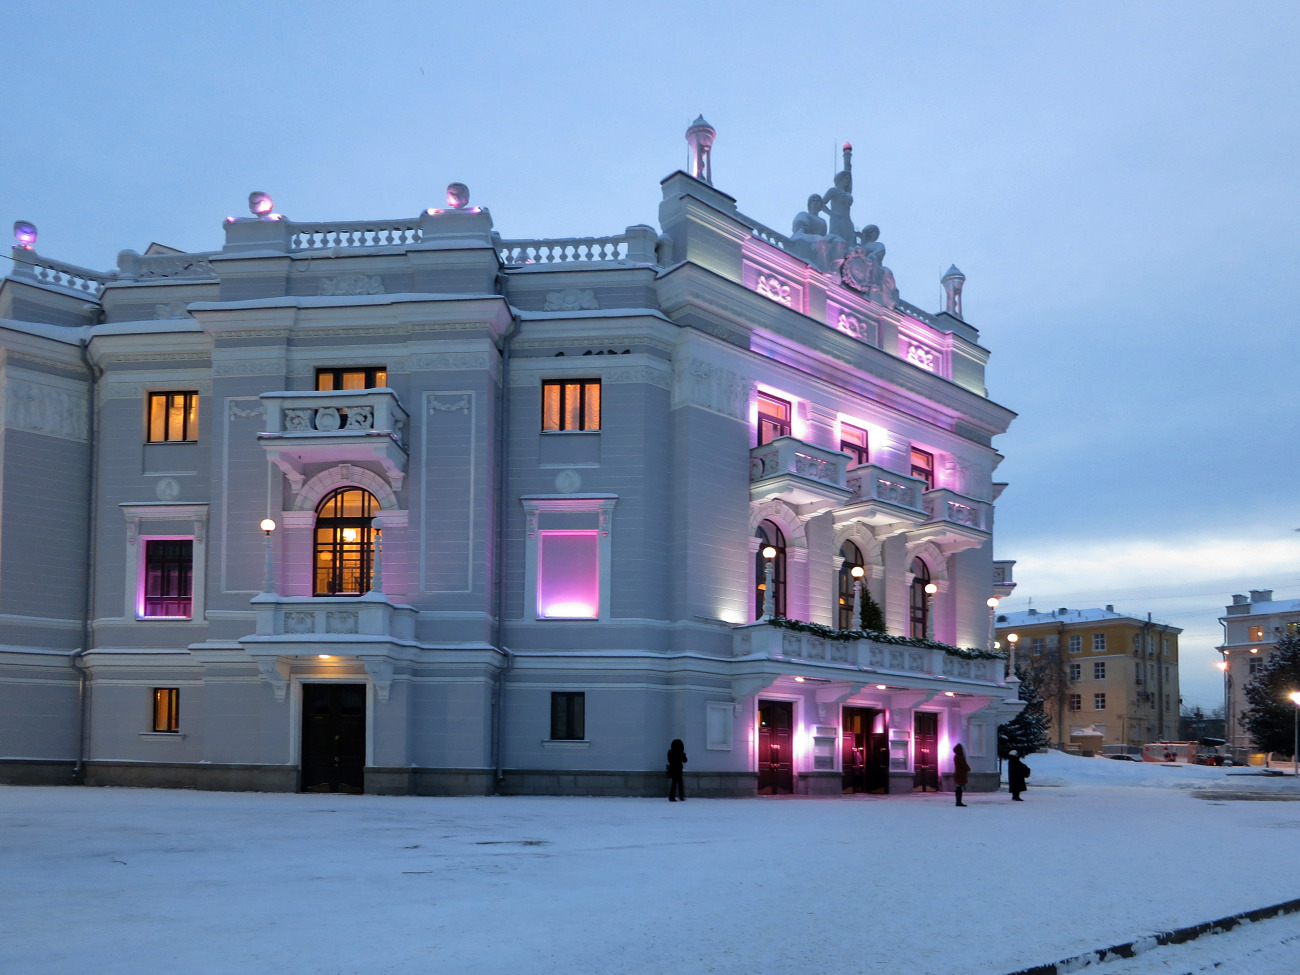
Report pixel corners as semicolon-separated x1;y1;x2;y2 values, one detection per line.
995;607;1181;751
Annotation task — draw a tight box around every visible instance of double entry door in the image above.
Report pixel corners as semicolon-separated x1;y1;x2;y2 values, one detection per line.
841;706;889;794
301;683;366;794
757;699;794;795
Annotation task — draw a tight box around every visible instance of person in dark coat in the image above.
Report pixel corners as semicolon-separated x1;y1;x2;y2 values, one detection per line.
1007;749;1030;801
953;743;971;807
667;738;687;801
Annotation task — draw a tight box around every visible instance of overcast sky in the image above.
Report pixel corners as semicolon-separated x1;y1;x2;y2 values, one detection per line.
4;2;1297;710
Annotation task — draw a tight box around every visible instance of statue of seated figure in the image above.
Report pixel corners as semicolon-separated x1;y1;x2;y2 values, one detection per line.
790;194;833;270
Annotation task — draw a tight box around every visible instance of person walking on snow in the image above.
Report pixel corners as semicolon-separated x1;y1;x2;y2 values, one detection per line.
953;743;970;806
667;738;687;802
1008;749;1030;801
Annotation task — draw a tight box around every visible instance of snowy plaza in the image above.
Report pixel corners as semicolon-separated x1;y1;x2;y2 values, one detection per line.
5;751;1300;975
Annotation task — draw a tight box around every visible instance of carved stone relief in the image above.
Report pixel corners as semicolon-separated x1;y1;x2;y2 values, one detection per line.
2;378;88;441
543;289;598;311
153;301;191;320
326;611;358;634
672;359;753;421
155;478;181;502
319;273;384;297
284;612;315;634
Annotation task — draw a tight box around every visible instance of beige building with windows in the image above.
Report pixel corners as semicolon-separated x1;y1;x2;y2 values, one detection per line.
995;607;1181;750
1216;589;1300;762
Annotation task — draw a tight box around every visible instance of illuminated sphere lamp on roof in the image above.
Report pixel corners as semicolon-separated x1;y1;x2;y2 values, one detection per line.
13;220;37;249
248;191;274;218
446;182;470;209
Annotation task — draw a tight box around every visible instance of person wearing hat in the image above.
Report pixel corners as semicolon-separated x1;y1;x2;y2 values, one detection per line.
1007;750;1030;801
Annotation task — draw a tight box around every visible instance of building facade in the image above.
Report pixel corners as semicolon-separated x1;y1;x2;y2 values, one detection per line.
1217;588;1299;761
996;607;1181;751
0;124;1019;797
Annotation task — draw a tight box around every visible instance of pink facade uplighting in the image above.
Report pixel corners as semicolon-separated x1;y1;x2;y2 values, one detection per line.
537;530;599;619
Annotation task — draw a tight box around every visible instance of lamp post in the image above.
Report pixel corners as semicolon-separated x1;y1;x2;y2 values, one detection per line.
1290;691;1300;776
986;596;1000;652
259;518;277;593
924;582;938;640
1006;632;1019;680
851;564;865;629
1216;658;1231;762
761;545;777;620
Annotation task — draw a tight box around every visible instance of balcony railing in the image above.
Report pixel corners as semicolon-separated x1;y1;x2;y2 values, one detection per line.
497;224;659;266
750;437;852;511
259;389;409;491
735;623;1002;686
921;488;991;535
290;220;422;251
9;248;113;297
845;465;927;514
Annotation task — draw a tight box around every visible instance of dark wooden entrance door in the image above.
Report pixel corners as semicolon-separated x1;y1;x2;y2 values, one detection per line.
301;683;366;794
757;699;794;795
913;711;940;792
842;706;888;794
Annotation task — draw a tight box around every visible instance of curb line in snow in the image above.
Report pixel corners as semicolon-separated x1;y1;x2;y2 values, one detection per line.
1003;895;1300;974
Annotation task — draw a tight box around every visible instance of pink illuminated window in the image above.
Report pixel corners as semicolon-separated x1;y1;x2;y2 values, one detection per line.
910;448;934;490
143;540;192;618
756;394;791;446
840;424;868;467
537;531;599;619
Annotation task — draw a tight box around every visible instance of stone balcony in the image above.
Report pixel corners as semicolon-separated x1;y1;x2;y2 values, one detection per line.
734;623;1004;687
749;437;852;513
911;487;992;553
259;389;409;492
833;465;929;536
238;592;418;702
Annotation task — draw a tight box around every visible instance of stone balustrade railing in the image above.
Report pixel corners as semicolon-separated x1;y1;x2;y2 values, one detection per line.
921;488;990;533
290;220;422;251
115;250;219;281
498;224;658;266
845;464;927;513
750;436;849;490
737;212;794;253
894;297;941;328
736;623;1002;685
9;249;113;297
260;389;409;448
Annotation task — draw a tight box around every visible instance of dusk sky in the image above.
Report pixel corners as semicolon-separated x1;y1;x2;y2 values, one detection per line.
4;3;1297;709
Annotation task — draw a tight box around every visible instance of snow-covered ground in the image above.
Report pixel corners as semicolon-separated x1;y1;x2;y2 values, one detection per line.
4;751;1300;975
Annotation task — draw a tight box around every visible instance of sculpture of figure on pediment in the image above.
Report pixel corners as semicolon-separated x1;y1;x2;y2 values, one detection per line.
789;194;832;269
822;143;856;248
857;224;886;269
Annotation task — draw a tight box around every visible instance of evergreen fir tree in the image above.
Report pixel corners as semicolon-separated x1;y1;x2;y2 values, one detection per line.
859;587;887;633
998;664;1051;758
1242;634;1300;756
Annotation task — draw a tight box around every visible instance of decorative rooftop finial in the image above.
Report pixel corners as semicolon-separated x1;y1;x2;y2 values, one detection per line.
446;183;470;209
13;220;37;250
941;264;966;318
248;192;274;218
685;115;715;185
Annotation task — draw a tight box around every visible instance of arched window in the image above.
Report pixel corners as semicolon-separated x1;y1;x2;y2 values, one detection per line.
754;521;786;619
838;542;864;630
314;488;377;596
909;557;931;638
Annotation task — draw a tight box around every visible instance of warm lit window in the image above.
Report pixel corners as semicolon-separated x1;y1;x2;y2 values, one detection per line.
756;393;791;445
542;380;601;431
316;367;388;390
1068;663;1081;682
1068;694;1082;712
537;531;599;619
910;448;934;490
1287;622;1300;636
550;692;585;741
840;424;868;467
147;392;198;443
1092;633;1107;652
755;521;787;619
1249;625;1264;642
1068;635;1082;653
837;541;864;630
1094;693;1106;711
1094;661;1106;680
152;688;179;732
143;540;193;618
314;488;376;596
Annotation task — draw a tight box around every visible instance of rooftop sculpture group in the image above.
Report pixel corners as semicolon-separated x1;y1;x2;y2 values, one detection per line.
789;143;896;304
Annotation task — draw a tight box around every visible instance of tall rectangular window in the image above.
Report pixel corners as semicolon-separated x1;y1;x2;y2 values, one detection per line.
1094;693;1107;711
542;380;601;431
147;392;198;442
152;688;179;733
1249;625;1264;642
316;367;387;390
1068;694;1082;712
840;424;868;466
756;393;791;445
1068;634;1082;653
1094;661;1106;680
1031;638;1045;655
537;531;599;619
910;448;934;490
1092;633;1107;652
143;540;193;618
1068;663;1081;682
550;692;585;741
